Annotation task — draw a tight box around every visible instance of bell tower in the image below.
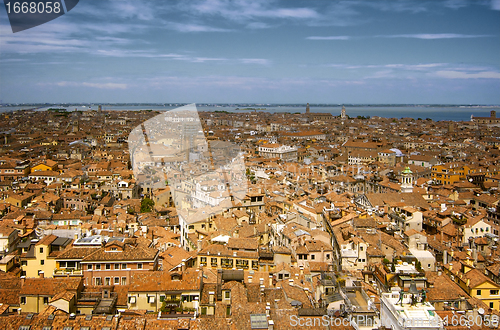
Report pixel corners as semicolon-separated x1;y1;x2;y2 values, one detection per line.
400;167;413;193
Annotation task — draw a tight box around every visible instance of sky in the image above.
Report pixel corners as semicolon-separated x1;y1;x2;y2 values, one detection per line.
0;0;499;104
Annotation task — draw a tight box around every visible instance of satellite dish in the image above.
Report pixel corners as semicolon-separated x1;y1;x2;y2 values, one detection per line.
478;308;485;315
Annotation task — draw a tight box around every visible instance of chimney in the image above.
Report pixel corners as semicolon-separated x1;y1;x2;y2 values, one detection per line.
39;271;44;278
248;275;252;283
300;266;304;275
268;319;274;330
269;275;273;287
21;276;25;287
449;263;453;271
181;260;186;272
197;240;202;251
209;291;214;304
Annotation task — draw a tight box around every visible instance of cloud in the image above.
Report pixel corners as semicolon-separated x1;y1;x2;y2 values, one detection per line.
164;22;232;33
92;49;271;66
362;1;428;13
492;0;500;10
306;36;351;40
239;58;271;65
246;22;272;29
378;33;493;39
443;0;469;9
55;81;128;89
186;0;319;20
324;63;447;70
435;70;500;79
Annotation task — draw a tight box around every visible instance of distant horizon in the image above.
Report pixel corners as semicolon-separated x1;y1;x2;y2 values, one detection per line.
2;103;500;107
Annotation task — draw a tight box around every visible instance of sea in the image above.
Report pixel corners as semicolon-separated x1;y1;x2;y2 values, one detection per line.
1;104;499;122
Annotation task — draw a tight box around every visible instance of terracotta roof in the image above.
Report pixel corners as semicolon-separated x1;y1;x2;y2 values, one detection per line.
82;243;158;262
20;277;82;296
128;269;202;292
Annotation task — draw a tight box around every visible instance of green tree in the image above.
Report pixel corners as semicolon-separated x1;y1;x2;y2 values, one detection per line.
140;198;154;213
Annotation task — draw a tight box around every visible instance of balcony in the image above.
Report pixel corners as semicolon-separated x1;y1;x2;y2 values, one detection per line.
53;268;83;276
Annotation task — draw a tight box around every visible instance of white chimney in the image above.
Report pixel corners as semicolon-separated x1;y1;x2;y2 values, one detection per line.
441;203;447;212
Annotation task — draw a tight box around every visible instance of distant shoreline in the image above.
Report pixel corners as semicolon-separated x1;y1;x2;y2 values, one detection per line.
1;104;499;122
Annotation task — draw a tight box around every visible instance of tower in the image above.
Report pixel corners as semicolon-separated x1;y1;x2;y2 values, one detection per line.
306;103;310;114
400;166;413;193
448;122;455;133
341;106;347;120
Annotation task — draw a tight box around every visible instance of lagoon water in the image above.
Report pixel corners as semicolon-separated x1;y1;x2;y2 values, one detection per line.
1;104;499;122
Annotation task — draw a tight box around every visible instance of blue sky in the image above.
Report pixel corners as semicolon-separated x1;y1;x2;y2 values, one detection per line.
0;0;499;104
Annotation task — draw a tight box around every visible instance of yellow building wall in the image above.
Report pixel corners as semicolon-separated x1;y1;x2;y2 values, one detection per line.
198;255;259;271
22;296;49;313
24;244;58;278
31;164;55;173
470;282;500;311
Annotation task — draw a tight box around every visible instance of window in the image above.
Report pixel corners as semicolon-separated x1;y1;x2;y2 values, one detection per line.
105;277;111;285
121;277;127;285
160;295;165;302
236;259;249;269
105;264;111;270
360;246;364;251
491;290;499;295
311;255;315;260
188;225;194;230
221;258;233;268
326;254;330;260
201;307;207;315
95;277;101;285
128;296;136;304
43;297;49;304
137;263;143;269
88;265;92;270
40;260;44;265
226;305;231;317
114;277;119;284
225;291;231;299
122;263;127;269
252;261;258;270
96;264;101;270
477;290;482;296
490;302;494;309
200;257;207;266
114;264;119;270
21;296;26;304
39;247;44;253
148;296;155;303
211;258;218;267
